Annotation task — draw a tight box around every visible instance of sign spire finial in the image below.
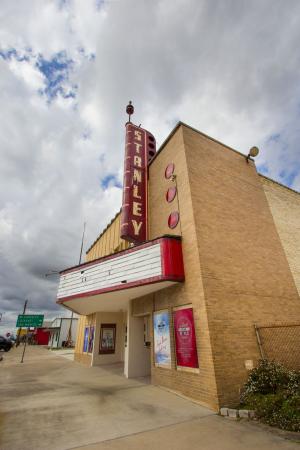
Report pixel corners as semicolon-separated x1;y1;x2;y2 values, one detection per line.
126;101;134;123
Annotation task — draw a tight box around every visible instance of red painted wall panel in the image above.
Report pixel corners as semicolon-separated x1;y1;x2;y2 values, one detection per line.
35;328;50;345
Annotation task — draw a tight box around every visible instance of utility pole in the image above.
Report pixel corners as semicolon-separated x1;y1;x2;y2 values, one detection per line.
16;299;28;347
79;222;86;266
66;222;86;347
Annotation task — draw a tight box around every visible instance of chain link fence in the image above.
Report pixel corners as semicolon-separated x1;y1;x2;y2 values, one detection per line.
254;323;300;371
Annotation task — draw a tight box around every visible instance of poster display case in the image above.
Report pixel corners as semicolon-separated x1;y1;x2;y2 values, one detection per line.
83;326;89;353
88;326;94;353
153;310;171;368
99;323;116;354
173;307;199;370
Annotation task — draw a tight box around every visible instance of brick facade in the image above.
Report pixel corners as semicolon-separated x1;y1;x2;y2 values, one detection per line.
73;122;300;411
260;175;300;296
181;125;300;407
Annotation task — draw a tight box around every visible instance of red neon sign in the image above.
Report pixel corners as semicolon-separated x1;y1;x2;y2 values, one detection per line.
120;123;156;243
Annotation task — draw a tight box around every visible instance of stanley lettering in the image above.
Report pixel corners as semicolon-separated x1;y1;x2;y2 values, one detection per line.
120;122;156;243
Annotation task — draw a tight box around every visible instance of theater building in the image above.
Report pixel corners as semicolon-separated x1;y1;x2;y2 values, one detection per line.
56;117;300;410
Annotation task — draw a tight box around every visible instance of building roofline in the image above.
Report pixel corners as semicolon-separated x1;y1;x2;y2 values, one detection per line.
259;173;299;196
149;121;248;167
51;317;78;321
60;317;78;321
175;123;299;196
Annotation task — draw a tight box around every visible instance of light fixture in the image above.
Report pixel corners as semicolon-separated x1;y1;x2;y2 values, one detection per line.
246;146;259;163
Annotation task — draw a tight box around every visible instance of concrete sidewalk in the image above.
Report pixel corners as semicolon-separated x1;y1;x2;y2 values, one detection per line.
0;346;212;450
49;348;75;361
0;346;298;450
77;417;300;450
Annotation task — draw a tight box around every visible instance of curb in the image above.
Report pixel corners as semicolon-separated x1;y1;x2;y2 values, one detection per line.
219;407;255;419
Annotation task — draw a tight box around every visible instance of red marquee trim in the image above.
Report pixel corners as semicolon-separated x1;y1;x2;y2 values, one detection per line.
161;238;185;279
57;236;185;304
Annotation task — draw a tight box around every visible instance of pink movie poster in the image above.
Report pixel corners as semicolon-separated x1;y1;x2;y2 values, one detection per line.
174;308;199;369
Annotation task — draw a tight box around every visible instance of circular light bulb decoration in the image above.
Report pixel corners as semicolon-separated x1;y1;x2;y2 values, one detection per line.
165;163;175;179
168;211;180;229
166;186;177;203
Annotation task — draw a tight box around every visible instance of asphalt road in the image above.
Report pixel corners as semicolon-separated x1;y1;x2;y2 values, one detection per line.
0;346;298;450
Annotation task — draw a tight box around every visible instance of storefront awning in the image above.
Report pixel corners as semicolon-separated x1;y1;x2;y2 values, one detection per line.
57;236;184;315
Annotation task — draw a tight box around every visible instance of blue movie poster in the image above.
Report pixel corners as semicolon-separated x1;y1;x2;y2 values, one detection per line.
83;327;89;352
153;310;171;367
88;326;95;353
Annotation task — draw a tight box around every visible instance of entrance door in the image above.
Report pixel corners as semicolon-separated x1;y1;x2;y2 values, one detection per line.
124;312;151;378
143;315;151;375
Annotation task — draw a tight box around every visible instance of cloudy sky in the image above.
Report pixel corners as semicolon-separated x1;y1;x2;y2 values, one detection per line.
0;0;299;333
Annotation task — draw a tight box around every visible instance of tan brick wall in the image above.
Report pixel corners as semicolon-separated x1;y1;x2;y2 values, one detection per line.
260;175;300;296
132;294;154;316
146;125;219;410
182;124;300;407
74;313;96;362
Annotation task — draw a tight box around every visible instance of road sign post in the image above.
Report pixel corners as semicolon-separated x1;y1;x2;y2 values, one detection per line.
16;300;28;346
16;314;44;363
21;328;28;364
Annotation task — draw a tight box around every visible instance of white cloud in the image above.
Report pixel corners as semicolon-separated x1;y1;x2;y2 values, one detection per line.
9;58;44;90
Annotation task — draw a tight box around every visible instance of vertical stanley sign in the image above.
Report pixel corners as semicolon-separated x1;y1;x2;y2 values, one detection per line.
120;122;156;243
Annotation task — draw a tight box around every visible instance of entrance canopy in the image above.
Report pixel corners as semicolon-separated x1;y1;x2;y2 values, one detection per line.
57;236;184;315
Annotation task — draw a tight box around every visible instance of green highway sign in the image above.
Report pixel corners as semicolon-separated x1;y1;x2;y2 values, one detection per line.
16;314;44;328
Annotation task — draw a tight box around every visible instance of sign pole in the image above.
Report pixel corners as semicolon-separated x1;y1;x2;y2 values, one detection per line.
16;299;28;347
20;327;28;363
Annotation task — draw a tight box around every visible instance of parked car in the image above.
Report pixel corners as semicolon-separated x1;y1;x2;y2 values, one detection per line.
8;335;16;345
0;335;13;352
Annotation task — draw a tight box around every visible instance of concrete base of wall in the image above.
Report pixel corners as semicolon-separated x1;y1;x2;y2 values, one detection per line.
74;353;92;366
